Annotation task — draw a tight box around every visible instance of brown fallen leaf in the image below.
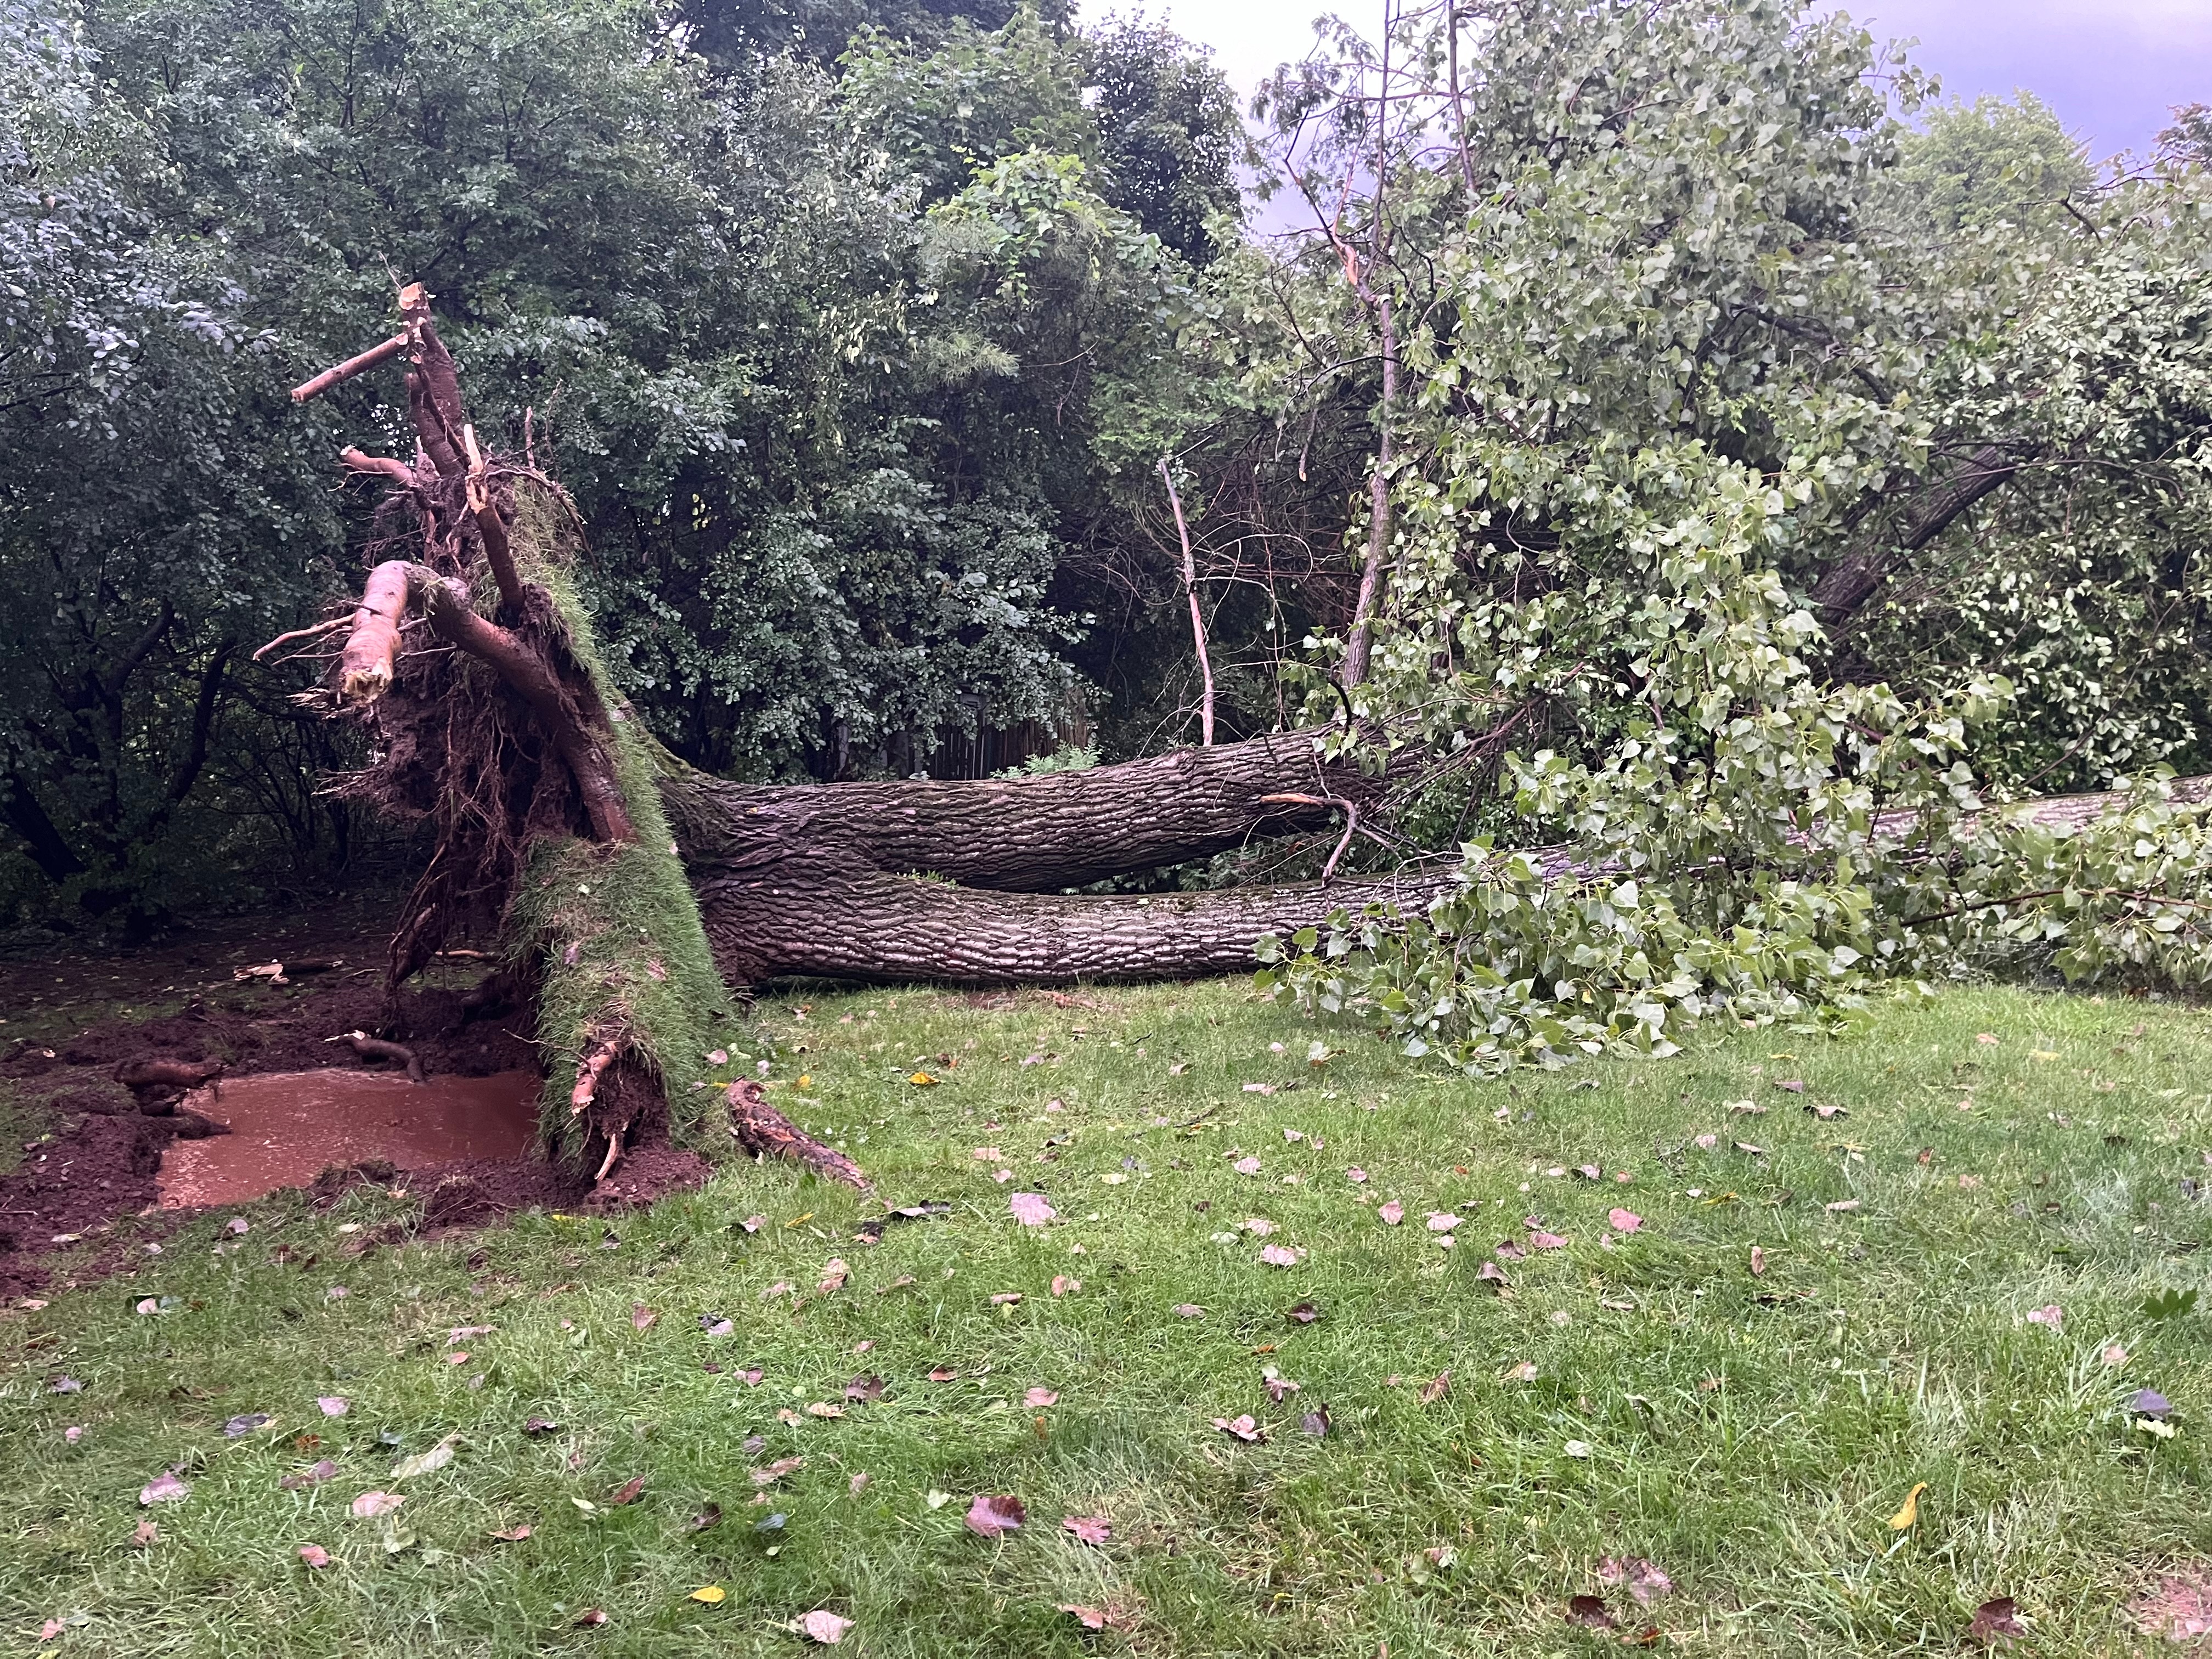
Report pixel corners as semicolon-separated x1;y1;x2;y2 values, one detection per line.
1418;1370;1452;1406
1286;1300;1321;1323
1212;1414;1265;1443
1967;1596;2027;1644
1173;1303;1205;1318
1025;1387;1060;1407
927;1365;960;1381
1378;1200;1404;1226
1496;1237;1527;1261
844;1374;886;1402
805;1401;845;1419
1050;1275;1080;1296
1058;1604;1110;1630
132;1520;160;1548
297;1543;330;1567
1477;1260;1512;1292
1568;1594;1617;1629
573;1609;607;1627
1301;1404;1333;1438
1063;1514;1111;1545
818;1259;850;1294
964;1493;1025;1538
490;1525;533;1542
1529;1230;1568;1250
1502;1360;1537;1383
631;1304;657;1331
281;1459;338;1490
990;1291;1023;1306
752;1457;806;1486
686;1505;722;1532
1809;1102;1848;1119
608;1475;647;1505
1607;1207;1643;1233
522;1415;561;1436
1750;1244;1767;1277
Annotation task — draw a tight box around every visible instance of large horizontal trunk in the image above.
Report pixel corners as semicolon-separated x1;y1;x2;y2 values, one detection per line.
693;862;1455;985
659;732;1379;893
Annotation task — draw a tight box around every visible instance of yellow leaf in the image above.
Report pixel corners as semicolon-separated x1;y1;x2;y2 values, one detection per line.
689;1585;726;1604
2030;1049;2059;1062
1888;1482;1928;1530
797;1074;813;1088
909;1071;938;1086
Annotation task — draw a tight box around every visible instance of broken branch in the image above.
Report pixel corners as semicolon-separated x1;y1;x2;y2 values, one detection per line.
727;1080;871;1190
291;333;409;404
328;1030;425;1084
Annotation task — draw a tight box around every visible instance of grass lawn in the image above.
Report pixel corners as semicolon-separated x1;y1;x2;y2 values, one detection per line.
4;977;2210;1656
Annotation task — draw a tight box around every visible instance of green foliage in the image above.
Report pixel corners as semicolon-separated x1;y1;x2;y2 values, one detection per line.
1255;0;2212;1075
1876;93;2094;235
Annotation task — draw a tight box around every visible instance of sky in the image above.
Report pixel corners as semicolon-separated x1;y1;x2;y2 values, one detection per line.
1103;0;2212;162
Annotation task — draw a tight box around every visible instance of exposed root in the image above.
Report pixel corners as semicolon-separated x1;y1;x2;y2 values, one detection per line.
114;1058;225;1092
329;1030;425;1084
593;1121;627;1184
570;1037;619;1115
727;1079;872;1191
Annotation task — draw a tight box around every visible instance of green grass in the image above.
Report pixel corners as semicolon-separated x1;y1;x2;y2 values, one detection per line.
4;979;2211;1656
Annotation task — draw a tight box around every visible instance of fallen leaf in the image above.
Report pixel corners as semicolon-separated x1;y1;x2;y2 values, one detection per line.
1173;1303;1205;1318
391;1435;458;1479
1967;1596;2026;1643
740;1215;766;1234
794;1609;853;1645
1502;1360;1537;1383
1058;1604;1109;1630
1009;1192;1055;1226
1576;1164;1602;1180
1346;1167;1368;1183
1564;1438;1593;1458
223;1413;273;1438
1496;1237;1527;1261
131;1519;159;1547
685;1507;721;1533
317;1397;349;1417
689;1586;726;1605
1608;1208;1643;1233
1599;1556;1675;1604
280;1459;338;1490
972;1146;1003;1161
989;1291;1023;1306
1240;1082;1276;1095
1825;1199;1861;1214
1568;1594;1617;1629
608;1475;647;1505
963;1493;1025;1538
1213;1414;1266;1443
1888;1481;1928;1530
1735;1141;1767;1156
1418;1370;1452;1406
1809;1102;1848;1119
1259;1243;1302;1267
1050;1274;1080;1296
1426;1212;1461;1232
2132;1387;2174;1418
752;1457;807;1486
573;1609;607;1627
1529;1230;1568;1250
2102;1344;2130;1368
1976;1032;1997;1045
1750;1245;1767;1277
1379;1200;1404;1226
297;1543;330;1567
1025;1387;1060;1407
1301;1404;1333;1438
139;1471;189;1506
927;1365;960;1381
349;1491;404;1519
909;1071;938;1086
1232;1155;1262;1175
805;1401;845;1419
48;1376;82;1395
848;1473;869;1496
1064;1514;1111;1545
817;1259;850;1293
2025;1304;2063;1331
492;1525;533;1542
1286;1300;1321;1323
522;1415;561;1436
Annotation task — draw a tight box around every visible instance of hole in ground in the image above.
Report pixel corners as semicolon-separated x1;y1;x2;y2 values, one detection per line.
156;1069;541;1208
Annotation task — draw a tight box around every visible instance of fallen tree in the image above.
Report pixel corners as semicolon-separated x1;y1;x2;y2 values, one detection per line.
272;290;2211;1194
269;289;1407;1190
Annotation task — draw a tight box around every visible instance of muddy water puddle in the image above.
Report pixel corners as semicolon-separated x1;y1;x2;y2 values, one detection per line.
156;1068;540;1207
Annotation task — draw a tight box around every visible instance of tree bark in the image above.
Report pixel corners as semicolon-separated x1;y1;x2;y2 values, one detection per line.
659;732;1381;894
1812;443;2024;628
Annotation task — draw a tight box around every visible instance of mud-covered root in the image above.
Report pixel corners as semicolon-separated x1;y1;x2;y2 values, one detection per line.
727;1079;871;1191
